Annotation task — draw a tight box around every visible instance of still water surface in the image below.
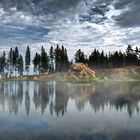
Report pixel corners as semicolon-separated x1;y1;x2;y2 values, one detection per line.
0;81;139;140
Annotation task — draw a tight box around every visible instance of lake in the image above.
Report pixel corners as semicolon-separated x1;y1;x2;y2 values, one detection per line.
0;81;139;140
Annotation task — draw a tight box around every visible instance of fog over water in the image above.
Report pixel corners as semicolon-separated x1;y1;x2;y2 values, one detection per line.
0;81;139;140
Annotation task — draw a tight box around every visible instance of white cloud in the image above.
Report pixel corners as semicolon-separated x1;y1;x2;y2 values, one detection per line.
0;0;140;60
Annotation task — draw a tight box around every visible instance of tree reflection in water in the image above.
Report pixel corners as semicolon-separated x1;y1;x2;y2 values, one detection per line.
0;81;139;117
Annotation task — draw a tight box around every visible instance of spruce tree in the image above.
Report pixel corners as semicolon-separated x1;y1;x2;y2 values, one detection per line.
13;47;19;76
49;46;54;72
75;49;85;63
17;55;24;76
40;46;48;74
64;48;69;71
0;52;6;78
33;52;41;75
25;46;31;75
1;51;6;77
54;44;61;72
7;48;14;76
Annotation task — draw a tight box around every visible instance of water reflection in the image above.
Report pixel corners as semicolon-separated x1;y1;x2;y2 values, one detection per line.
0;81;140;140
0;81;140;117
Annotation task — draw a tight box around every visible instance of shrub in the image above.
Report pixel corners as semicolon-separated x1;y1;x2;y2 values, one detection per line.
103;76;109;81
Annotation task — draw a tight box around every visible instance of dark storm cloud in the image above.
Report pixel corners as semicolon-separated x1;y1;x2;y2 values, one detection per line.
114;0;140;27
0;0;139;28
95;0;140;27
79;4;109;23
0;0;82;15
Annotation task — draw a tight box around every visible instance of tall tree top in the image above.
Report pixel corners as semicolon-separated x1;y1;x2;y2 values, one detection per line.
25;46;31;66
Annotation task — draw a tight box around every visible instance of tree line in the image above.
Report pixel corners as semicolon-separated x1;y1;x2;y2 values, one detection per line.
0;44;139;78
0;44;69;78
75;45;140;69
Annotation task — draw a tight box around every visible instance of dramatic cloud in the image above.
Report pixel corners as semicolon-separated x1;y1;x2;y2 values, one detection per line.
94;0;140;27
0;0;140;58
0;0;140;27
114;0;140;27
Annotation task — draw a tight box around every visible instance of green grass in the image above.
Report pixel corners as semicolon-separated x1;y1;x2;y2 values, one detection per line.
67;75;103;83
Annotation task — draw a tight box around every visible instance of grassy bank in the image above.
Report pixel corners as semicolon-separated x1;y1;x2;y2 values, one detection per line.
0;66;140;83
96;66;140;81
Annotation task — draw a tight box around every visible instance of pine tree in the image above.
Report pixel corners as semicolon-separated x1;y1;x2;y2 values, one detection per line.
7;48;14;76
54;44;61;72
59;45;65;71
126;45;133;54
135;47;140;65
64;48;69;71
100;51;105;68
25;46;31;75
0;52;6;78
1;51;6;77
40;46;48;74
33;52;41;75
13;47;19;76
17;55;24;76
49;46;54;72
75;49;86;63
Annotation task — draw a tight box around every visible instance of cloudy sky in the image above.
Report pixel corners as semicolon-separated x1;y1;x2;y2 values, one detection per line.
0;0;140;58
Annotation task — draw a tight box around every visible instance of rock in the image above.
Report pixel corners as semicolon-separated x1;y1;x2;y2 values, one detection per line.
66;63;96;82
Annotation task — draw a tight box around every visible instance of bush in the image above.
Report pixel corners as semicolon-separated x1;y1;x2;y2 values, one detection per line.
91;77;101;82
103;76;109;81
67;75;78;82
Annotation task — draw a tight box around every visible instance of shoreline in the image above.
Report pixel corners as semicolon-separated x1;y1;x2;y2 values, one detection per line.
0;66;140;83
